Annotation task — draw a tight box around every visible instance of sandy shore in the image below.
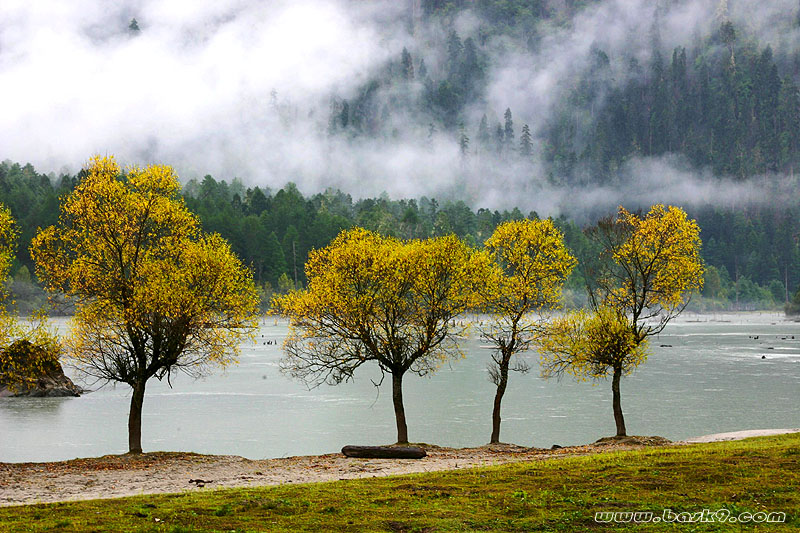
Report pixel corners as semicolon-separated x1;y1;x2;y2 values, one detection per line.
676;428;800;444
1;430;796;507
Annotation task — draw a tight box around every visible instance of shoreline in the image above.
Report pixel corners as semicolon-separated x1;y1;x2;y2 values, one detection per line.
676;427;800;443
2;429;797;508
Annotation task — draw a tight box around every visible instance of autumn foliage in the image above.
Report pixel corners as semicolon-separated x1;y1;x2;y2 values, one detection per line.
31;156;259;453
0;204;16;299
591;204;704;340
273;227;491;443
0;204;63;394
540;306;647;381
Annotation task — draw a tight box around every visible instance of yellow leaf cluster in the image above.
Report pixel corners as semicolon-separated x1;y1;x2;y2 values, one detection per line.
0;204;63;392
611;205;703;309
594;204;704;340
0;204;19;303
539;306;648;381
273;228;491;382
484;218;577;315
30;156;259;383
0;313;63;393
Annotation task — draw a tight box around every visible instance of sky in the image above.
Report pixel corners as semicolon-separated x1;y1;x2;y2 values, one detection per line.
2;0;799;215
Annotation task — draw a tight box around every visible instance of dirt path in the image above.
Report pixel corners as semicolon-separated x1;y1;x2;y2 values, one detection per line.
0;439;665;507
2;430;796;507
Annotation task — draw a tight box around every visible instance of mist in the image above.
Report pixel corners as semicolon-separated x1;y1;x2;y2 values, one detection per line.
2;0;799;217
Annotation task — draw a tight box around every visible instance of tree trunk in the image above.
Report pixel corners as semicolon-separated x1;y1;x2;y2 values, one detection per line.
785;265;790;304
611;366;626;437
128;380;146;454
391;371;408;444
490;353;511;444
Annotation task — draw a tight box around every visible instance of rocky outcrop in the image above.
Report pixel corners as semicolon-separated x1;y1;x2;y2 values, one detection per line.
0;340;83;398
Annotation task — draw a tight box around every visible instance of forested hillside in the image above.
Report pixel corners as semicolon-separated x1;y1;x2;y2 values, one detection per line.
7;1;800;211
1;159;797;312
323;1;800;184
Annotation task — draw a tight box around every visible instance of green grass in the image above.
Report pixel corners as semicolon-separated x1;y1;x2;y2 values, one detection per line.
2;434;798;532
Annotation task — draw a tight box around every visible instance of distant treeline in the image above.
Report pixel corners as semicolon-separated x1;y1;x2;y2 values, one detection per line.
1;159;798;311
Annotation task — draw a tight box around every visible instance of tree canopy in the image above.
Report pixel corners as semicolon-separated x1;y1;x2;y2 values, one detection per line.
274;227;490;443
31;156;259;453
539;306;648;437
588;205;704;342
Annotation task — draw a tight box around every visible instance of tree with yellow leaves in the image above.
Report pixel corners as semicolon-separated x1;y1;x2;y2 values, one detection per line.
539;306;647;437
0;203;19;298
273;228;489;444
588;205;704;343
539;205;703;436
31;156;259;454
481;219;576;444
0;204;23;380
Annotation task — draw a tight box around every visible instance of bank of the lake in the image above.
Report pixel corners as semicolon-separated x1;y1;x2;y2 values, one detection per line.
0;433;797;531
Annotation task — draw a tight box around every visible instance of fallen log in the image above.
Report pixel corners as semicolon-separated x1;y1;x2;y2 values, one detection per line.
341;445;427;459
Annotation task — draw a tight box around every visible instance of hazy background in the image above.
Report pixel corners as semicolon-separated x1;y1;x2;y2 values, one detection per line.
3;0;800;214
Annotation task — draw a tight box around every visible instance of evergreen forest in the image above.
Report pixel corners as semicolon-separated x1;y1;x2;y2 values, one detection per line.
1;159;798;313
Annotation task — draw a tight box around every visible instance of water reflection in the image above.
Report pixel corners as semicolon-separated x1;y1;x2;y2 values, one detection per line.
0;396;71;419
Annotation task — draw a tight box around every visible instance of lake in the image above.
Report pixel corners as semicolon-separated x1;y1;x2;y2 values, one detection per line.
1;313;798;462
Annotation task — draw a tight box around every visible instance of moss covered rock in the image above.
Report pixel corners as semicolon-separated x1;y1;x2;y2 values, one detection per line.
0;339;83;397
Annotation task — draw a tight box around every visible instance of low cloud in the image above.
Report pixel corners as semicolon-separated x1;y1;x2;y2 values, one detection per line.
2;0;798;216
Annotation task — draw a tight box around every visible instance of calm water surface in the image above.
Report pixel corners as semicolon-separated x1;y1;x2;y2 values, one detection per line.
1;313;798;462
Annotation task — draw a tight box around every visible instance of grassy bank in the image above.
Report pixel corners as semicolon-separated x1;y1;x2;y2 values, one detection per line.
2;434;798;532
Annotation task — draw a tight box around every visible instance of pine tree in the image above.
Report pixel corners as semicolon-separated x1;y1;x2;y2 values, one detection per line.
401;47;415;81
340;101;350;129
460;38;482;98
327;98;340;136
720;21;737;69
418;58;428;79
446;31;463;77
248;187;269;216
264;231;288;285
459;123;470;157
494;123;504;154
503;108;515;151
477;115;491;151
128;18;140;33
519;124;532;156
